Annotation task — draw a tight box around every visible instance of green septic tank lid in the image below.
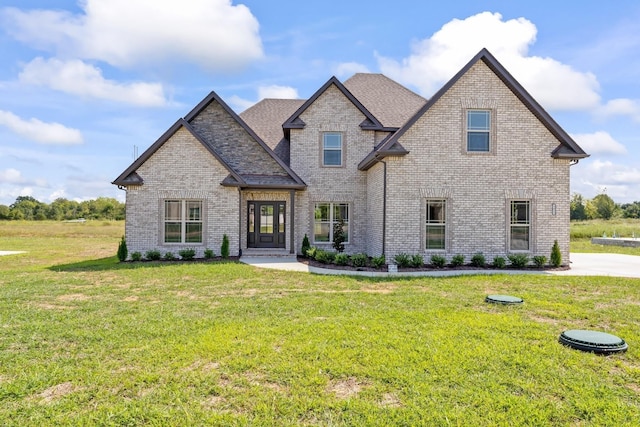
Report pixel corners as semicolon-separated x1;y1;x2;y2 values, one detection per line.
485;294;523;305
559;329;628;354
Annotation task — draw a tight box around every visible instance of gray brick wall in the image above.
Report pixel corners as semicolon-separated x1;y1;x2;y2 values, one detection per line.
383;60;572;263
289;84;377;254
124;127;239;258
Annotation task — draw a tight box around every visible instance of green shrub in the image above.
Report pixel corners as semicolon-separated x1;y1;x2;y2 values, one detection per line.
221;234;230;259
334;253;349;266
178;248;196;260
550;240;562;267
164;252;176;261
411;254;424;267
332;219;346;253
305;246;317;259
508;254;529;268
145;249;161;261
493;256;506;269
204;248;215;259
430;254;446;268
130;251;142;262
394;253;411;268
471;253;486;268
315;249;336;264
533;255;547;268
451;254;465;267
301;234;311;257
351;253;368;268
371;255;386;269
117;236;128;262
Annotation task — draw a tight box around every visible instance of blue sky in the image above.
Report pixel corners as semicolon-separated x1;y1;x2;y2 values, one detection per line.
1;0;640;206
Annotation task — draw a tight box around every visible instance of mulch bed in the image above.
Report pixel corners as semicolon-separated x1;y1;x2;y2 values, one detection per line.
297;256;570;272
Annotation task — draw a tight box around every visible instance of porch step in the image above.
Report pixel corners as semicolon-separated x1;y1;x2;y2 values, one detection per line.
242;249;296;258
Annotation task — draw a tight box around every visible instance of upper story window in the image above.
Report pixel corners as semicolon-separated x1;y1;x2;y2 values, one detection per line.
322;132;343;166
164;200;203;244
466;110;491;152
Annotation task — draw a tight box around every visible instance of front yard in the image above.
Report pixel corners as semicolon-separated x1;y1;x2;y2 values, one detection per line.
0;221;638;425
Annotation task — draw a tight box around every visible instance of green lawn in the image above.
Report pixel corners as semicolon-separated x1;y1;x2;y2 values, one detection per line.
571;218;640;255
1;221;639;426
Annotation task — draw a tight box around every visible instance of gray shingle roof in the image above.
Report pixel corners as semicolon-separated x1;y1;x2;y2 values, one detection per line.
240;99;305;149
343;73;427;128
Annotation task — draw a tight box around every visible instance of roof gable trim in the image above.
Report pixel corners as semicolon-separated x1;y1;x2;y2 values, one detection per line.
360;48;588;170
111;118;246;187
283;76;385;131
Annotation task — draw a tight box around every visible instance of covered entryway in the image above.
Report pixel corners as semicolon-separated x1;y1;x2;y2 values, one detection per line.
247;201;286;248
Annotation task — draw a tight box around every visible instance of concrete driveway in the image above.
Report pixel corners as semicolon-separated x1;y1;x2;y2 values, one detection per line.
557;253;640;279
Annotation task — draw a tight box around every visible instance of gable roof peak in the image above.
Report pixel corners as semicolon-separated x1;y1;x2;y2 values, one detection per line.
282;75;385;131
358;47;588;170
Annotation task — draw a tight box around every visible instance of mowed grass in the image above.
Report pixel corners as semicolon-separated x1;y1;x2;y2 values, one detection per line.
571;219;640;255
0;222;639;426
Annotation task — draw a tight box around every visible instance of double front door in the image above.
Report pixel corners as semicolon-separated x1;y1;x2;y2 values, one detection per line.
248;202;286;248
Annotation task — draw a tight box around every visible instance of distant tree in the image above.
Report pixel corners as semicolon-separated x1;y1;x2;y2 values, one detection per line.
621;201;640;219
9;196;42;220
591;193;617;220
0;196;124;221
570;193;587;220
0;205;10;220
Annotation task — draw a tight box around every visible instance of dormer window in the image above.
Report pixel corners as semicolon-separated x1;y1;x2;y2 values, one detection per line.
322;132;343;166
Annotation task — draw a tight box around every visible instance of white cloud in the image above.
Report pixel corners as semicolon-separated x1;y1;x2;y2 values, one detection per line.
19;57;167;107
1;0;263;71
257;85;299;100
335;62;371;78
228;95;257;112
570;131;627;155
0;168;26;184
0;110;83;145
596;98;640;122
47;189;67;202
376;12;600;111
572;159;640;202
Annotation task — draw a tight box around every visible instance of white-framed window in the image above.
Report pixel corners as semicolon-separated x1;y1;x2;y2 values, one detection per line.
164;200;203;244
425;199;446;250
314;202;349;243
322;132;343;166
466;110;491;152
510;200;530;251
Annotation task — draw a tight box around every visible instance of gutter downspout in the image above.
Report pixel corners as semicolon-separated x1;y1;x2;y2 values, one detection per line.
380;159;387;257
290;190;295;254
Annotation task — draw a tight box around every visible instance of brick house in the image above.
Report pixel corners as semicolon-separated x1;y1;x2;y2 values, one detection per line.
113;49;587;263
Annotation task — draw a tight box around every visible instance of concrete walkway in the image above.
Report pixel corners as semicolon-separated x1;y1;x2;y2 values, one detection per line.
0;251;25;256
240;253;640;279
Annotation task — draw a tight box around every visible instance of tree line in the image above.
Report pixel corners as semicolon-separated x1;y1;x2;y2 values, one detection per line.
0;196;125;221
571;193;640;220
2;194;637;222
